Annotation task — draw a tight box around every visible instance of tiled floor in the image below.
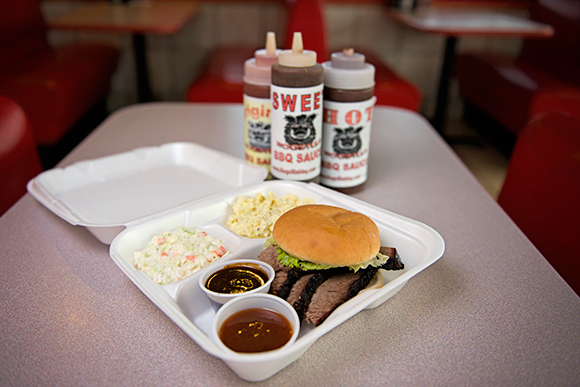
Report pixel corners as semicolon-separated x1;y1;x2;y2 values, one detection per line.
446;118;510;200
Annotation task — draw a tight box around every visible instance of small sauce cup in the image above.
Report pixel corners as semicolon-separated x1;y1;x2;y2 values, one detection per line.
211;293;300;355
199;259;275;304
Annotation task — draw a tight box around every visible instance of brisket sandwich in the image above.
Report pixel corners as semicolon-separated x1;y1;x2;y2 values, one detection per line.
258;204;404;326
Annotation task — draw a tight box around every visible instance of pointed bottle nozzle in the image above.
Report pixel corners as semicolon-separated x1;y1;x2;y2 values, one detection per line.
255;31;279;66
323;47;375;89
265;31;277;55
291;32;304;53
278;31;316;67
244;31;280;86
330;48;366;69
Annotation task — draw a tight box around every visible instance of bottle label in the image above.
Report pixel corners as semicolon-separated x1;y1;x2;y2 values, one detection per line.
270;83;323;181
244;94;272;172
320;96;376;188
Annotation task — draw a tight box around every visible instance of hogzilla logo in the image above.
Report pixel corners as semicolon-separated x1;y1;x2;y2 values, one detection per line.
273;113;321;164
247;121;270;151
332;126;362;155
284;114;317;146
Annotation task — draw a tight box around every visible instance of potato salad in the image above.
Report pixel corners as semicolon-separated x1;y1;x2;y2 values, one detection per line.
226;191;313;238
134;227;228;285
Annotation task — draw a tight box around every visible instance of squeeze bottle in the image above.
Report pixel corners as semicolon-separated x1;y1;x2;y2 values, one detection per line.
270;32;324;182
320;48;376;193
243;32;280;173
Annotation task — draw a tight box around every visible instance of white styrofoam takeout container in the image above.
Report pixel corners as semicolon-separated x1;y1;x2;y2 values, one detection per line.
27;142;268;243
27;143;445;382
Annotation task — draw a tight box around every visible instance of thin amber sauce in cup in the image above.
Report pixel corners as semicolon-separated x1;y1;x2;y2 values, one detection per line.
218;308;293;353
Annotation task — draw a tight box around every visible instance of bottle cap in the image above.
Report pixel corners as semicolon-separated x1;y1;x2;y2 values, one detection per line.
244;31;280;86
278;32;317;68
322;48;375;90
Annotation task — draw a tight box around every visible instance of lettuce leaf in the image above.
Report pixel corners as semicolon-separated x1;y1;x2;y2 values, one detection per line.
265;237;389;272
347;252;390;272
276;247;337;271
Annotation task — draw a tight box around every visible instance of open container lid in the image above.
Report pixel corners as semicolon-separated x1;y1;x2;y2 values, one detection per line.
27;142;268;244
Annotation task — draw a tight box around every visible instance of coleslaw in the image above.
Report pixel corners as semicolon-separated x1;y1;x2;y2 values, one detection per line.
134;227;228;285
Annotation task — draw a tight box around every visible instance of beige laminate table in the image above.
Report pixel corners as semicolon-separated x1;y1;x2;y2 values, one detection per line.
1;103;579;386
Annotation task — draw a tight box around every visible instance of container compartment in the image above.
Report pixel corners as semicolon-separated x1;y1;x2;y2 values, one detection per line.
109;181;445;381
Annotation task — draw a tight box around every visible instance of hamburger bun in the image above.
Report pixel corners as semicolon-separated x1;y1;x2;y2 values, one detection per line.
272;204;381;266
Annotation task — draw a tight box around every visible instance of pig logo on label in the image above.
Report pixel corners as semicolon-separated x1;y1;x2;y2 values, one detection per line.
284;114;317;146
248;121;271;150
332;126;363;155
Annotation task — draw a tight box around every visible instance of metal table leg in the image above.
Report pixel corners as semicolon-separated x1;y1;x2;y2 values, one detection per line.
132;34;153;103
432;36;457;136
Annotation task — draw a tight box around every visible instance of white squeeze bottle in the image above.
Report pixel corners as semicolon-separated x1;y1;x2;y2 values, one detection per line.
320;48;376;193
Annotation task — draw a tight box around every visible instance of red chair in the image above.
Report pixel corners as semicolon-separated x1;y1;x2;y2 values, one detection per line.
0;0;119;147
0;96;43;217
361;49;423;111
497;112;580;295
185;0;325;104
530;86;580;122
185;0;422;111
455;0;580;136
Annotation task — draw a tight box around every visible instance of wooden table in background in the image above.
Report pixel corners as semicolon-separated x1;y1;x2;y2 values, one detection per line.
48;1;201;102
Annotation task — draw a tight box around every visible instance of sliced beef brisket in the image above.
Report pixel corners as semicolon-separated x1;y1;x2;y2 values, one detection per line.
259;244;304;299
269;270;289;295
304;267;379;326
258;244;404;326
275;268;302;299
258;244;286;271
286;273;315;306
292;272;328;321
379;246;404;271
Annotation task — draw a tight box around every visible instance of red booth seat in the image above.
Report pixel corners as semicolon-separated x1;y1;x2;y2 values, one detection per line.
185;46;422;111
497;112;580;295
0;44;119;146
530;85;580;121
362;50;422;111
186;0;327;105
0;0;119;147
185;46;254;104
186;0;422;112
0;96;43;216
455;0;580;135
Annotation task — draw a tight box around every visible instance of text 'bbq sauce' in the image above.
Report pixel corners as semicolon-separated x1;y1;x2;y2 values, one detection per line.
270;32;323;183
244;32;280;176
321;48;376;194
219;308;293;353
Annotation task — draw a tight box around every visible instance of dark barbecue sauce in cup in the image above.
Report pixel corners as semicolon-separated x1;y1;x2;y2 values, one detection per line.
205;264;269;294
219;308;293;353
